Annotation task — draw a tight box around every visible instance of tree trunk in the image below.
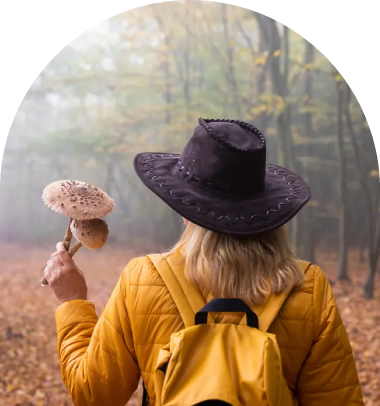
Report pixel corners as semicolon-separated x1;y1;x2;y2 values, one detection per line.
359;244;366;263
163;34;172;124
364;215;380;298
255;16;294;168
256;15;300;251
236;19;270;132
283;26;298;249
111;164;130;217
343;84;380;293
336;80;349;280
104;155;114;195
183;1;192;131
299;39;316;262
221;3;242;118
154;12;172;124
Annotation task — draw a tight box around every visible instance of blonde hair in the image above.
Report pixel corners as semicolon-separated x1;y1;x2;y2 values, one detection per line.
171;222;304;306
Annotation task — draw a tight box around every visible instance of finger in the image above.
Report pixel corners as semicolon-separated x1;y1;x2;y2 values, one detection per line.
47;260;55;274
56;242;74;266
51;254;64;270
47;260;60;285
44;264;55;284
51;251;63;265
43;266;50;280
56;242;65;251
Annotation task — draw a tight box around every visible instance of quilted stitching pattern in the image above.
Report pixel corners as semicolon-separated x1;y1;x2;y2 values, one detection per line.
127;256;363;405
55;253;364;406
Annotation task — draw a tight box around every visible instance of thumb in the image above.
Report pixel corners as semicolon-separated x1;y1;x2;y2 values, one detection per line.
56;241;66;252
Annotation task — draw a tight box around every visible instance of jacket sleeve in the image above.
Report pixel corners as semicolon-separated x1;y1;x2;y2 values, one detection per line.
297;265;364;405
55;258;141;406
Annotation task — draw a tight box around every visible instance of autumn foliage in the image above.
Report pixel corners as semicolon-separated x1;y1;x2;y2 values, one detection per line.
0;244;378;405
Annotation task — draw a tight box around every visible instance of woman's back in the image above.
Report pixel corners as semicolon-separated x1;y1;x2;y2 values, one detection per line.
123;247;362;406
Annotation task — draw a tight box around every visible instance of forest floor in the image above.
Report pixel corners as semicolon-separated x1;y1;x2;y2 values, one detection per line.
0;243;379;406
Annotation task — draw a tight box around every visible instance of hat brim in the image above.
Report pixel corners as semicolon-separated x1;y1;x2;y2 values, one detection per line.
133;152;310;237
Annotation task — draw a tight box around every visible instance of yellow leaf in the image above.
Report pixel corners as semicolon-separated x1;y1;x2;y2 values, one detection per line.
335;73;343;82
238;49;247;57
266;127;276;135
304;63;312;70
369;169;379;178
114;144;129;154
255;56;266;66
258;93;272;102
273;49;281;57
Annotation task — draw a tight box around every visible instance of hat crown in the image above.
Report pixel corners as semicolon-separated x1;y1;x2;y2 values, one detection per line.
175;118;267;195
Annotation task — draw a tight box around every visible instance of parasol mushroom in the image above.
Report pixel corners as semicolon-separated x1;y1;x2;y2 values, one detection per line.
39;218;109;285
40;180;115;285
69;218;109;256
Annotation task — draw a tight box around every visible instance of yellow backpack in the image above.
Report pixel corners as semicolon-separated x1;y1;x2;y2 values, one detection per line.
145;253;311;406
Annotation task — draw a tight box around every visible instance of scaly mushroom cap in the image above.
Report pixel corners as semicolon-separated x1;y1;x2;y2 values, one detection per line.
71;218;109;249
42;180;115;220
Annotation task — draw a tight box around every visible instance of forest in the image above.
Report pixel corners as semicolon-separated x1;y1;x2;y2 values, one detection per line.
0;2;379;405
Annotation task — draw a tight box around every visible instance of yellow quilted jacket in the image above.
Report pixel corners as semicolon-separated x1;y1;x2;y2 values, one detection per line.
55;247;364;406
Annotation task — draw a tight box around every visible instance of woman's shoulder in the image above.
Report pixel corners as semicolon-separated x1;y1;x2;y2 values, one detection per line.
280;261;333;320
295;261;328;293
296;261;332;294
121;252;170;287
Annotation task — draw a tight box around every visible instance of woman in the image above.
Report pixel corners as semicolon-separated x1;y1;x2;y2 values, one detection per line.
44;118;364;405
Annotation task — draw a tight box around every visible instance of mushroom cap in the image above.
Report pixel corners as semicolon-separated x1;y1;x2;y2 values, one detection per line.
42;180;115;220
71;218;109;249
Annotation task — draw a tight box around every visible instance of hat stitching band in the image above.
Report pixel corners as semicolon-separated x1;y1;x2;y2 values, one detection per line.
143;154;301;225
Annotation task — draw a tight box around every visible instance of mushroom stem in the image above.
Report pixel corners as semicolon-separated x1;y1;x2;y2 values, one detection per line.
69;242;82;257
63;218;73;251
40;240;81;286
41;276;48;286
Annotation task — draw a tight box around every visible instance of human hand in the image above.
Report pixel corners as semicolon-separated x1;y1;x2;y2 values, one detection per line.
44;242;88;304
